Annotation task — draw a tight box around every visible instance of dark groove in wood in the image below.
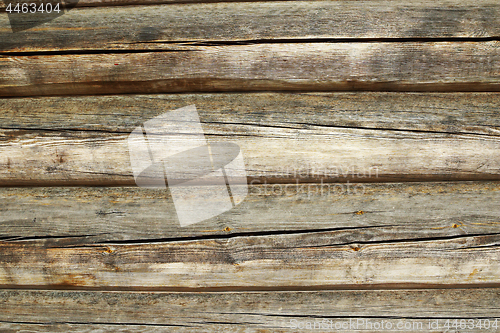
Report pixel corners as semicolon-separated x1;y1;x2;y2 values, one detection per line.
4;81;500;98
2;37;500;56
2;177;500;188
1;283;500;292
39;231;500;248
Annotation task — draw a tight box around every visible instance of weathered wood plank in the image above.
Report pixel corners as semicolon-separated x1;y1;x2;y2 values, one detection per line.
1;0;324;8
7;0;490;10
0;322;497;333
1;93;500;185
0;325;175;333
1;42;500;96
2;93;500;136
1;1;500;52
1;182;499;241
2;126;500;185
0;289;499;332
1;232;500;288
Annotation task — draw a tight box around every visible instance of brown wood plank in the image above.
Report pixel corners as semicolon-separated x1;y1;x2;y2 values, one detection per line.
1;1;500;52
1;231;500;288
0;325;170;332
1;0;327;8
0;322;497;333
1;42;500;96
1;182;499;241
2;93;500;136
1;93;500;185
0;289;499;332
1;123;499;185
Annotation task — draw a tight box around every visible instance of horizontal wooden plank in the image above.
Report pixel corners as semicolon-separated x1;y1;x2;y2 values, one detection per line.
0;0;338;11
1;42;500;96
1;0;325;8
0;325;179;333
0;324;163;333
1;93;500;185
0;289;499;332
1;182;499;242
3;92;500;135
1;123;499;185
0;322;498;333
2;92;500;135
1;231;500;288
1;1;500;52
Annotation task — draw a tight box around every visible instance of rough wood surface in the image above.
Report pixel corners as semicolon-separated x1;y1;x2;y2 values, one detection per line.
1;93;499;185
1;231;500;288
0;93;500;186
1;0;499;327
3;92;500;136
0;182;499;242
0;323;497;333
2;1;500;52
2;42;500;96
0;289;499;332
0;0;329;8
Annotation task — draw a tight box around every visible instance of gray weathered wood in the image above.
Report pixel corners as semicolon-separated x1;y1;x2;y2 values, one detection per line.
2;93;500;136
1;0;325;8
0;322;496;333
1;0;499;326
1;93;500;185
1;1;500;52
1;125;499;185
1;42;500;96
1;231;500;288
0;182;499;242
0;325;175;332
0;289;499;332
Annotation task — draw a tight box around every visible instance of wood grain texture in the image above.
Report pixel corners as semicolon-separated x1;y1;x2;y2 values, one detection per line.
1;231;500;289
1;0;499;325
1;93;500;185
1;1;500;52
1;42;500;96
2;92;500;136
0;0;328;9
0;289;499;332
0;323;497;333
1;182;499;242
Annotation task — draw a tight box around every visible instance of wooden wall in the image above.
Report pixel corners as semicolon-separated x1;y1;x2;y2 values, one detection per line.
1;0;500;331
